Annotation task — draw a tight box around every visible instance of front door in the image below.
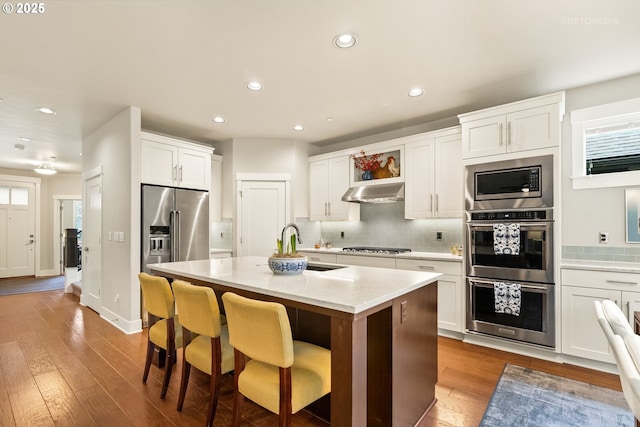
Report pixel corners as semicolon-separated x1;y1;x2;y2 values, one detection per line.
83;174;102;313
238;180;287;257
0;179;36;278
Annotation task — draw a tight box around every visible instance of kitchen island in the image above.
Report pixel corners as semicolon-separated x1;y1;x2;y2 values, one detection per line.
149;256;440;426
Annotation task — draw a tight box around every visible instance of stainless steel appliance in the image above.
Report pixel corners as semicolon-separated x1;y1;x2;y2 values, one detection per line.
141;184;210;273
466;209;553;284
465;154;553;212
464;155;555;347
466;277;555;347
342;247;412;254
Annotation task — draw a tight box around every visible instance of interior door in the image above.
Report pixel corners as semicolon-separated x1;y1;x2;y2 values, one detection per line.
83;174;102;313
0;180;36;278
238;181;286;257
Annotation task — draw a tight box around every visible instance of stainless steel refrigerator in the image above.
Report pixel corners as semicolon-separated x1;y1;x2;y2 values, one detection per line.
141;184;210;273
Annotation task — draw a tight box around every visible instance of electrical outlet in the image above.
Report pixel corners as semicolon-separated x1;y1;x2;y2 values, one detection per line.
340;231;345;239
401;301;408;323
115;294;120;303
599;232;608;243
436;231;443;240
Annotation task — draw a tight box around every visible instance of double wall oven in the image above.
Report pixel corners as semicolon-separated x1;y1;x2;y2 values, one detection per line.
465;155;555;347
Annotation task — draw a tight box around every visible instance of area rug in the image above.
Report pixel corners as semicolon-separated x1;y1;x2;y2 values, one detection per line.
479;364;633;427
0;276;65;296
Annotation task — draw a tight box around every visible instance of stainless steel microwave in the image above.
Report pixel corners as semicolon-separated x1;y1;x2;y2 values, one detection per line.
464;155;553;212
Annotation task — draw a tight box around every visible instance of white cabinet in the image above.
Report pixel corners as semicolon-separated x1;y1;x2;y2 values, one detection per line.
309;156;360;221
459;92;564;159
404;127;462;219
336;254;396;269
395;258;463;333
210;155;222;221
140;132;212;190
303;252;338;264
561;268;640;363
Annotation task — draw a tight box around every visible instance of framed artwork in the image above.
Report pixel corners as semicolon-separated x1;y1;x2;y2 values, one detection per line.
349;146;404;187
626;187;640;243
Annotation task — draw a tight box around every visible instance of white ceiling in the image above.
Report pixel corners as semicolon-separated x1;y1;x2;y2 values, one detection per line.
1;0;639;174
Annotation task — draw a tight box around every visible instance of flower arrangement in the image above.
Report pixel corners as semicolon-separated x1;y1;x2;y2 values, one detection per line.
351;150;383;172
270;233;307;275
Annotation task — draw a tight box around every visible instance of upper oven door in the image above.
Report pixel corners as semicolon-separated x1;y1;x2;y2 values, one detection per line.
466;221;554;284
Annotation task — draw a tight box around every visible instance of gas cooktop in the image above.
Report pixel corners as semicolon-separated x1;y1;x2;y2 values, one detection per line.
342;247;412;255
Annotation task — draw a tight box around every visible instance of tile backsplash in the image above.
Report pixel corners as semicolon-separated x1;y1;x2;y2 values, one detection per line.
562;245;640;264
301;202;463;253
211;202;464;254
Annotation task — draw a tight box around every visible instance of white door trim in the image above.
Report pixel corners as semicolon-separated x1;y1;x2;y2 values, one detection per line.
53;195;82;288
0;174;42;276
82;167;103;311
235;173;291;256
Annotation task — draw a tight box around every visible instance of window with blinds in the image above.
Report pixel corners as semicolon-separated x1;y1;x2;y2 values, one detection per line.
585;116;640;175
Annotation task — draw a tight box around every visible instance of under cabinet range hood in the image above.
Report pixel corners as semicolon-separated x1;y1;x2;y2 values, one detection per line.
341;182;405;203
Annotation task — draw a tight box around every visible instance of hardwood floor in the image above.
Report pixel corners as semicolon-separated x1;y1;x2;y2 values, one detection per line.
0;289;623;427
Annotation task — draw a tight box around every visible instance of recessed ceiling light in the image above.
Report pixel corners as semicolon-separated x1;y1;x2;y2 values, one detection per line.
247;81;263;91
293;125;304;131
36;107;56;115
212;116;226;123
325;117;334;122
18;137;32;142
408;88;424;97
334;34;357;49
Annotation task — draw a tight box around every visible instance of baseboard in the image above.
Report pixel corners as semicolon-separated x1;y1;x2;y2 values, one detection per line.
100;306;142;334
463;332;564;363
438;329;465;340
36;269;58;277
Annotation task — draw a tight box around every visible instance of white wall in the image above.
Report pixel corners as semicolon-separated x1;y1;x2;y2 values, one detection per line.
213;138;309;219
561;73;640;246
83;106;141;333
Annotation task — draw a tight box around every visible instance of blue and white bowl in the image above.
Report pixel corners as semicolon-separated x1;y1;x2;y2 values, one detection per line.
268;256;308;275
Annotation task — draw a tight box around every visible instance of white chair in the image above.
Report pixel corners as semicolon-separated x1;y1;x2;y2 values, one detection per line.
595;300;640;427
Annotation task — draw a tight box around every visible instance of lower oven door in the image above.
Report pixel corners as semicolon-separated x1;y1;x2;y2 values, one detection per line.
466;221;553;283
466;277;555;347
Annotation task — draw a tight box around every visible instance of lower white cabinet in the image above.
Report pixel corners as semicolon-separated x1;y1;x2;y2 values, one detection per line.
336;254;396;269
561;268;640;363
395;258;463;333
304;252;338;264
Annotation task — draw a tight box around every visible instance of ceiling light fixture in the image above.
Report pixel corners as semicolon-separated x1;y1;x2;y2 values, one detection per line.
36;107;56;115
293;125;304;131
334;34;357;49
247;81;263;91
34;163;57;175
212;116;226;123
18;137;32;142
408;88;424;97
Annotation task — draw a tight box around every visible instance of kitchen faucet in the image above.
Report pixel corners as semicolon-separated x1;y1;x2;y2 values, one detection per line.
281;223;303;248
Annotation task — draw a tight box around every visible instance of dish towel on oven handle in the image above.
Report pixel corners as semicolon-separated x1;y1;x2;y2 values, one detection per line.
494;282;522;316
493;223;521;255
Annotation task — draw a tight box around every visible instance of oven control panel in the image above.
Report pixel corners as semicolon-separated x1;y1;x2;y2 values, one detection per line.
470;210;548;221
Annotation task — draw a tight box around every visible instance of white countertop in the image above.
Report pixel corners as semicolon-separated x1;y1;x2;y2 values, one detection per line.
298;247;463;262
561;259;640;274
148;256;441;314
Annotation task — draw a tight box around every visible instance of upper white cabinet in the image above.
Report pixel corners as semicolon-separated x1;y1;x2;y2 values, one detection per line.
459;92;565;159
404;127;462;219
309;155;360;221
140;132;213;190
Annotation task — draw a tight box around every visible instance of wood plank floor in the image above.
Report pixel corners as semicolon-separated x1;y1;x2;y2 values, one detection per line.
0;289;623;427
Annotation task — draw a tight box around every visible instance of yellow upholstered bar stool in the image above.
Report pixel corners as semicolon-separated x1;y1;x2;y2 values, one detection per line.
221;292;331;427
171;280;234;427
138;272;182;399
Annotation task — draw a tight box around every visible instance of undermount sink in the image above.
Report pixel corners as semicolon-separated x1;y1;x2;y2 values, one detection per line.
306;263;347;272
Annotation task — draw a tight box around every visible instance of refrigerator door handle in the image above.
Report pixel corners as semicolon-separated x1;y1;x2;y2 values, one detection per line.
174;210;181;261
170;210;179;261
